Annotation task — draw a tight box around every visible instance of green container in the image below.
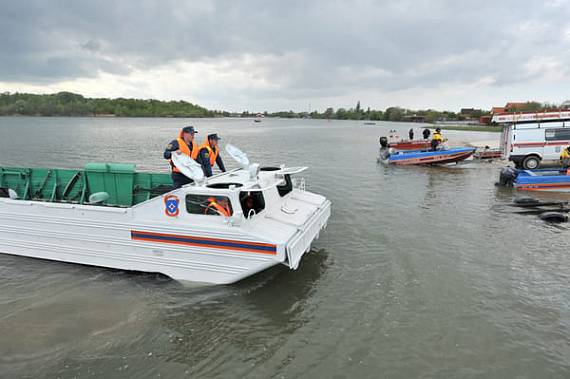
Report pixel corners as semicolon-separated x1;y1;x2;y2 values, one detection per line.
1;163;172;206
85;162;136;206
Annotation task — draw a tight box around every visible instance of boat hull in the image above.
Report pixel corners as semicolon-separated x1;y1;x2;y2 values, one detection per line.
386;139;449;150
0;193;331;285
0;163;331;285
515;169;570;192
385;147;476;165
473;149;502;160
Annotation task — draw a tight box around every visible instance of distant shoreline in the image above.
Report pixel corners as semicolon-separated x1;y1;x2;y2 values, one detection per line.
0;114;503;131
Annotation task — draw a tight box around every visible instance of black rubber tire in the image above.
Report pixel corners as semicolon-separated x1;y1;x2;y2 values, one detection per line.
539;211;568;223
522;155;540;170
514;196;539;205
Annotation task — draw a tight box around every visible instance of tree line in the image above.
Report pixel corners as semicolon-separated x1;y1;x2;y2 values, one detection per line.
171;100;570;123
0;91;214;117
280;100;570;123
1;92;569;123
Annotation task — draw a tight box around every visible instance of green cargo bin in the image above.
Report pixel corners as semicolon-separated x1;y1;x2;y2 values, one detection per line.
85;162;136;206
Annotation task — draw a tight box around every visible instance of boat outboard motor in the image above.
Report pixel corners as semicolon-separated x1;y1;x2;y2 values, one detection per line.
495;166;519;186
378;147;394;162
379;136;389;148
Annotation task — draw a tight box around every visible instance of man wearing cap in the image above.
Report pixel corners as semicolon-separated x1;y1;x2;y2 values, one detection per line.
163;126;199;188
197;133;226;177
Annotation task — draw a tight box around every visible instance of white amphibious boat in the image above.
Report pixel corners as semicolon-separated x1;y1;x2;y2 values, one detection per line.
0;145;331;285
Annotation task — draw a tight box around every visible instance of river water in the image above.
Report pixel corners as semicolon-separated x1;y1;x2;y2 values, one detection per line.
1;117;569;378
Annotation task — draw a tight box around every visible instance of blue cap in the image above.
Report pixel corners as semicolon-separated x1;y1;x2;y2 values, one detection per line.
208;133;220;140
182;126;197;133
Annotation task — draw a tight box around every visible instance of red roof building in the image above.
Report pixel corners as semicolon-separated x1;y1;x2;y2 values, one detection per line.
505;102;526;110
492;103;527;114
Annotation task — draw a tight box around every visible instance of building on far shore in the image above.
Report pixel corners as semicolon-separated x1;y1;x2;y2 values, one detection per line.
459;108;474;118
491;102;526;115
403;115;426;123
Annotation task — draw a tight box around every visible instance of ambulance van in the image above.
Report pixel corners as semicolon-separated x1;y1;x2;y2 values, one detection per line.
495;111;570;169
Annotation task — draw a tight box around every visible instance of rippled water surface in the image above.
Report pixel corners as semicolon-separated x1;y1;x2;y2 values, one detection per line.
1;117;569;378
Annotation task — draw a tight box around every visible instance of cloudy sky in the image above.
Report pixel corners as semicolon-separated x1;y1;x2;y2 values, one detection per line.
1;0;569;113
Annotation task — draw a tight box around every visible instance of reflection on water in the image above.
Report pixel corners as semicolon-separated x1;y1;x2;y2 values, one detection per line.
160;249;329;377
0;247;330;378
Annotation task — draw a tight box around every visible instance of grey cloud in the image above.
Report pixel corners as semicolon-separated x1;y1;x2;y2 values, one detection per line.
1;0;569;106
81;40;102;53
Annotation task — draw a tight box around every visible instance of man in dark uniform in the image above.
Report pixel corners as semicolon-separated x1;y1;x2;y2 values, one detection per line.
198;133;226;177
164;126;199;189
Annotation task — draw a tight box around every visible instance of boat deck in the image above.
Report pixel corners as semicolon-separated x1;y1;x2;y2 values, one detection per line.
518;169;569;177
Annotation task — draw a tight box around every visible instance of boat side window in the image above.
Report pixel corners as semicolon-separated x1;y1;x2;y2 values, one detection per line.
185;194;233;216
545;128;570;141
277;174;293;197
240;191;265;217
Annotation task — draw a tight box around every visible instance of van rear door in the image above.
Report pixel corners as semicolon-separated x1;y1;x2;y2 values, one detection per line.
500;125;510;157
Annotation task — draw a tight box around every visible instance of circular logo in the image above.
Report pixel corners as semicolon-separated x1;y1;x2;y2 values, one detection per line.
165;195;179;217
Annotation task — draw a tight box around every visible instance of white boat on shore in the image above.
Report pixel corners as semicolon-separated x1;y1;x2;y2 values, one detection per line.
0;146;331;285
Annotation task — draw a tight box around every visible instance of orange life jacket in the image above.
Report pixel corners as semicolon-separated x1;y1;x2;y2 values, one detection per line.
171;135;198;173
205;198;230;216
199;141;219;167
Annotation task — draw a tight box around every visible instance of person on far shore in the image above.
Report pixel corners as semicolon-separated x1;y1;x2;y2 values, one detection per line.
431;128;444;151
423;128;431;140
409;128;414;140
163;125;199;189
198;133;226;177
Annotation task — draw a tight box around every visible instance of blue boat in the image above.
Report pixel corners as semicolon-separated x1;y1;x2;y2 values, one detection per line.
379;147;476;165
498;167;570;192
